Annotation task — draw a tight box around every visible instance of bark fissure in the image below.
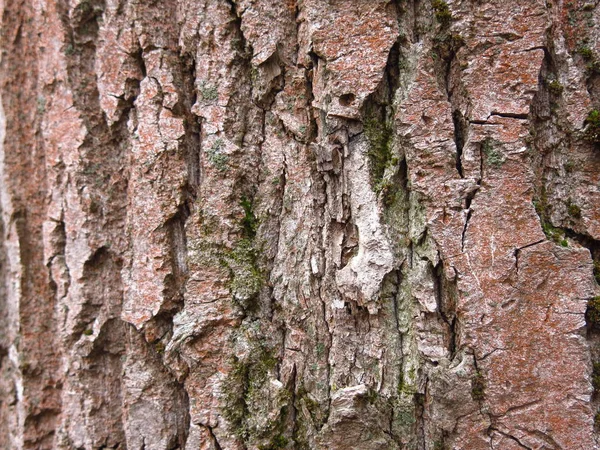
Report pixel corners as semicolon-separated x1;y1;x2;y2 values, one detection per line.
489;428;533;450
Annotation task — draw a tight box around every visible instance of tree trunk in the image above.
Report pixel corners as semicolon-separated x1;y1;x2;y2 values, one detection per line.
1;0;600;449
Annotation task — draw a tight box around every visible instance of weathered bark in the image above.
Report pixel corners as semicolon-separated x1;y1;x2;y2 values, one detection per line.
1;0;600;449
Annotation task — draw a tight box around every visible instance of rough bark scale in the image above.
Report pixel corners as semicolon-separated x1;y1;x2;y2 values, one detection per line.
1;0;600;449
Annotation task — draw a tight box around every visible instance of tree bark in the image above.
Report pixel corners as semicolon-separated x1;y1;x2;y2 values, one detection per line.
1;0;600;449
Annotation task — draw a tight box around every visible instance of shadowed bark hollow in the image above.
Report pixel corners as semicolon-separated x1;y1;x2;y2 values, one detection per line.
1;0;600;449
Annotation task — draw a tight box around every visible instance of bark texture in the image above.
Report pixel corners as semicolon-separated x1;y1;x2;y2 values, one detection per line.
1;0;600;449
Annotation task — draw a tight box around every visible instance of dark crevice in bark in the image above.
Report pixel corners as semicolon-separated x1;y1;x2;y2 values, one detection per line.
471;353;486;410
433;261;457;358
489;428;533;450
513;240;545;273
461;209;472;253
46;220;71;308
529;46;567;233
302;94;338;437
361;36;401;206
163;203;190;310
415;387;427;450
0;203;7;377
288;364;300;445
316;248;333;433
489;111;529;120
182;56;201;190
224;0;249;57
568;232;600;267
453;110;466;178
159;51;197;320
132;46;147;78
391;267;404;351
304;51;320;143
254;53;286;111
385;40;402;102
205;424;223;450
292;0;302;65
387;268;407;447
142;52;196;378
432;14;469;184
461;140;484;252
62;0;107;127
529;43;600;304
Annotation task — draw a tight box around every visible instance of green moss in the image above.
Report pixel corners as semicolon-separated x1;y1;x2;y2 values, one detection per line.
595;410;600;428
542;222;566;244
76;0;93;14
397;370;417;396
296;385;326;430
482;140;505;168
471;371;485;401
593;259;600;285
431;0;452;26
240;197;258;239
215;197;263;310
200;81;218;102
315;342;325;356
366;388;379;404
224;239;263;309
563;161;575;173
36;96;46;114
206;138;229;172
547;79;564;96
395;405;416;427
222;355;251;439
592;362;600;392
433;32;465;61
586;60;600;75
83;329;93;336
259;435;288;450
222;343;280;440
578;45;594;60
567;200;582;218
257;350;279;374
363;110;404;207
250;66;259;83
433;441;447;450
364;116;394;192
533;188;573;246
397;377;406;396
584;109;600;144
576;40;600;73
587;296;600;326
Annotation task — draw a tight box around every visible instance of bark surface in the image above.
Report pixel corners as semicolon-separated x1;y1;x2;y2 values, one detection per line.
1;0;600;449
